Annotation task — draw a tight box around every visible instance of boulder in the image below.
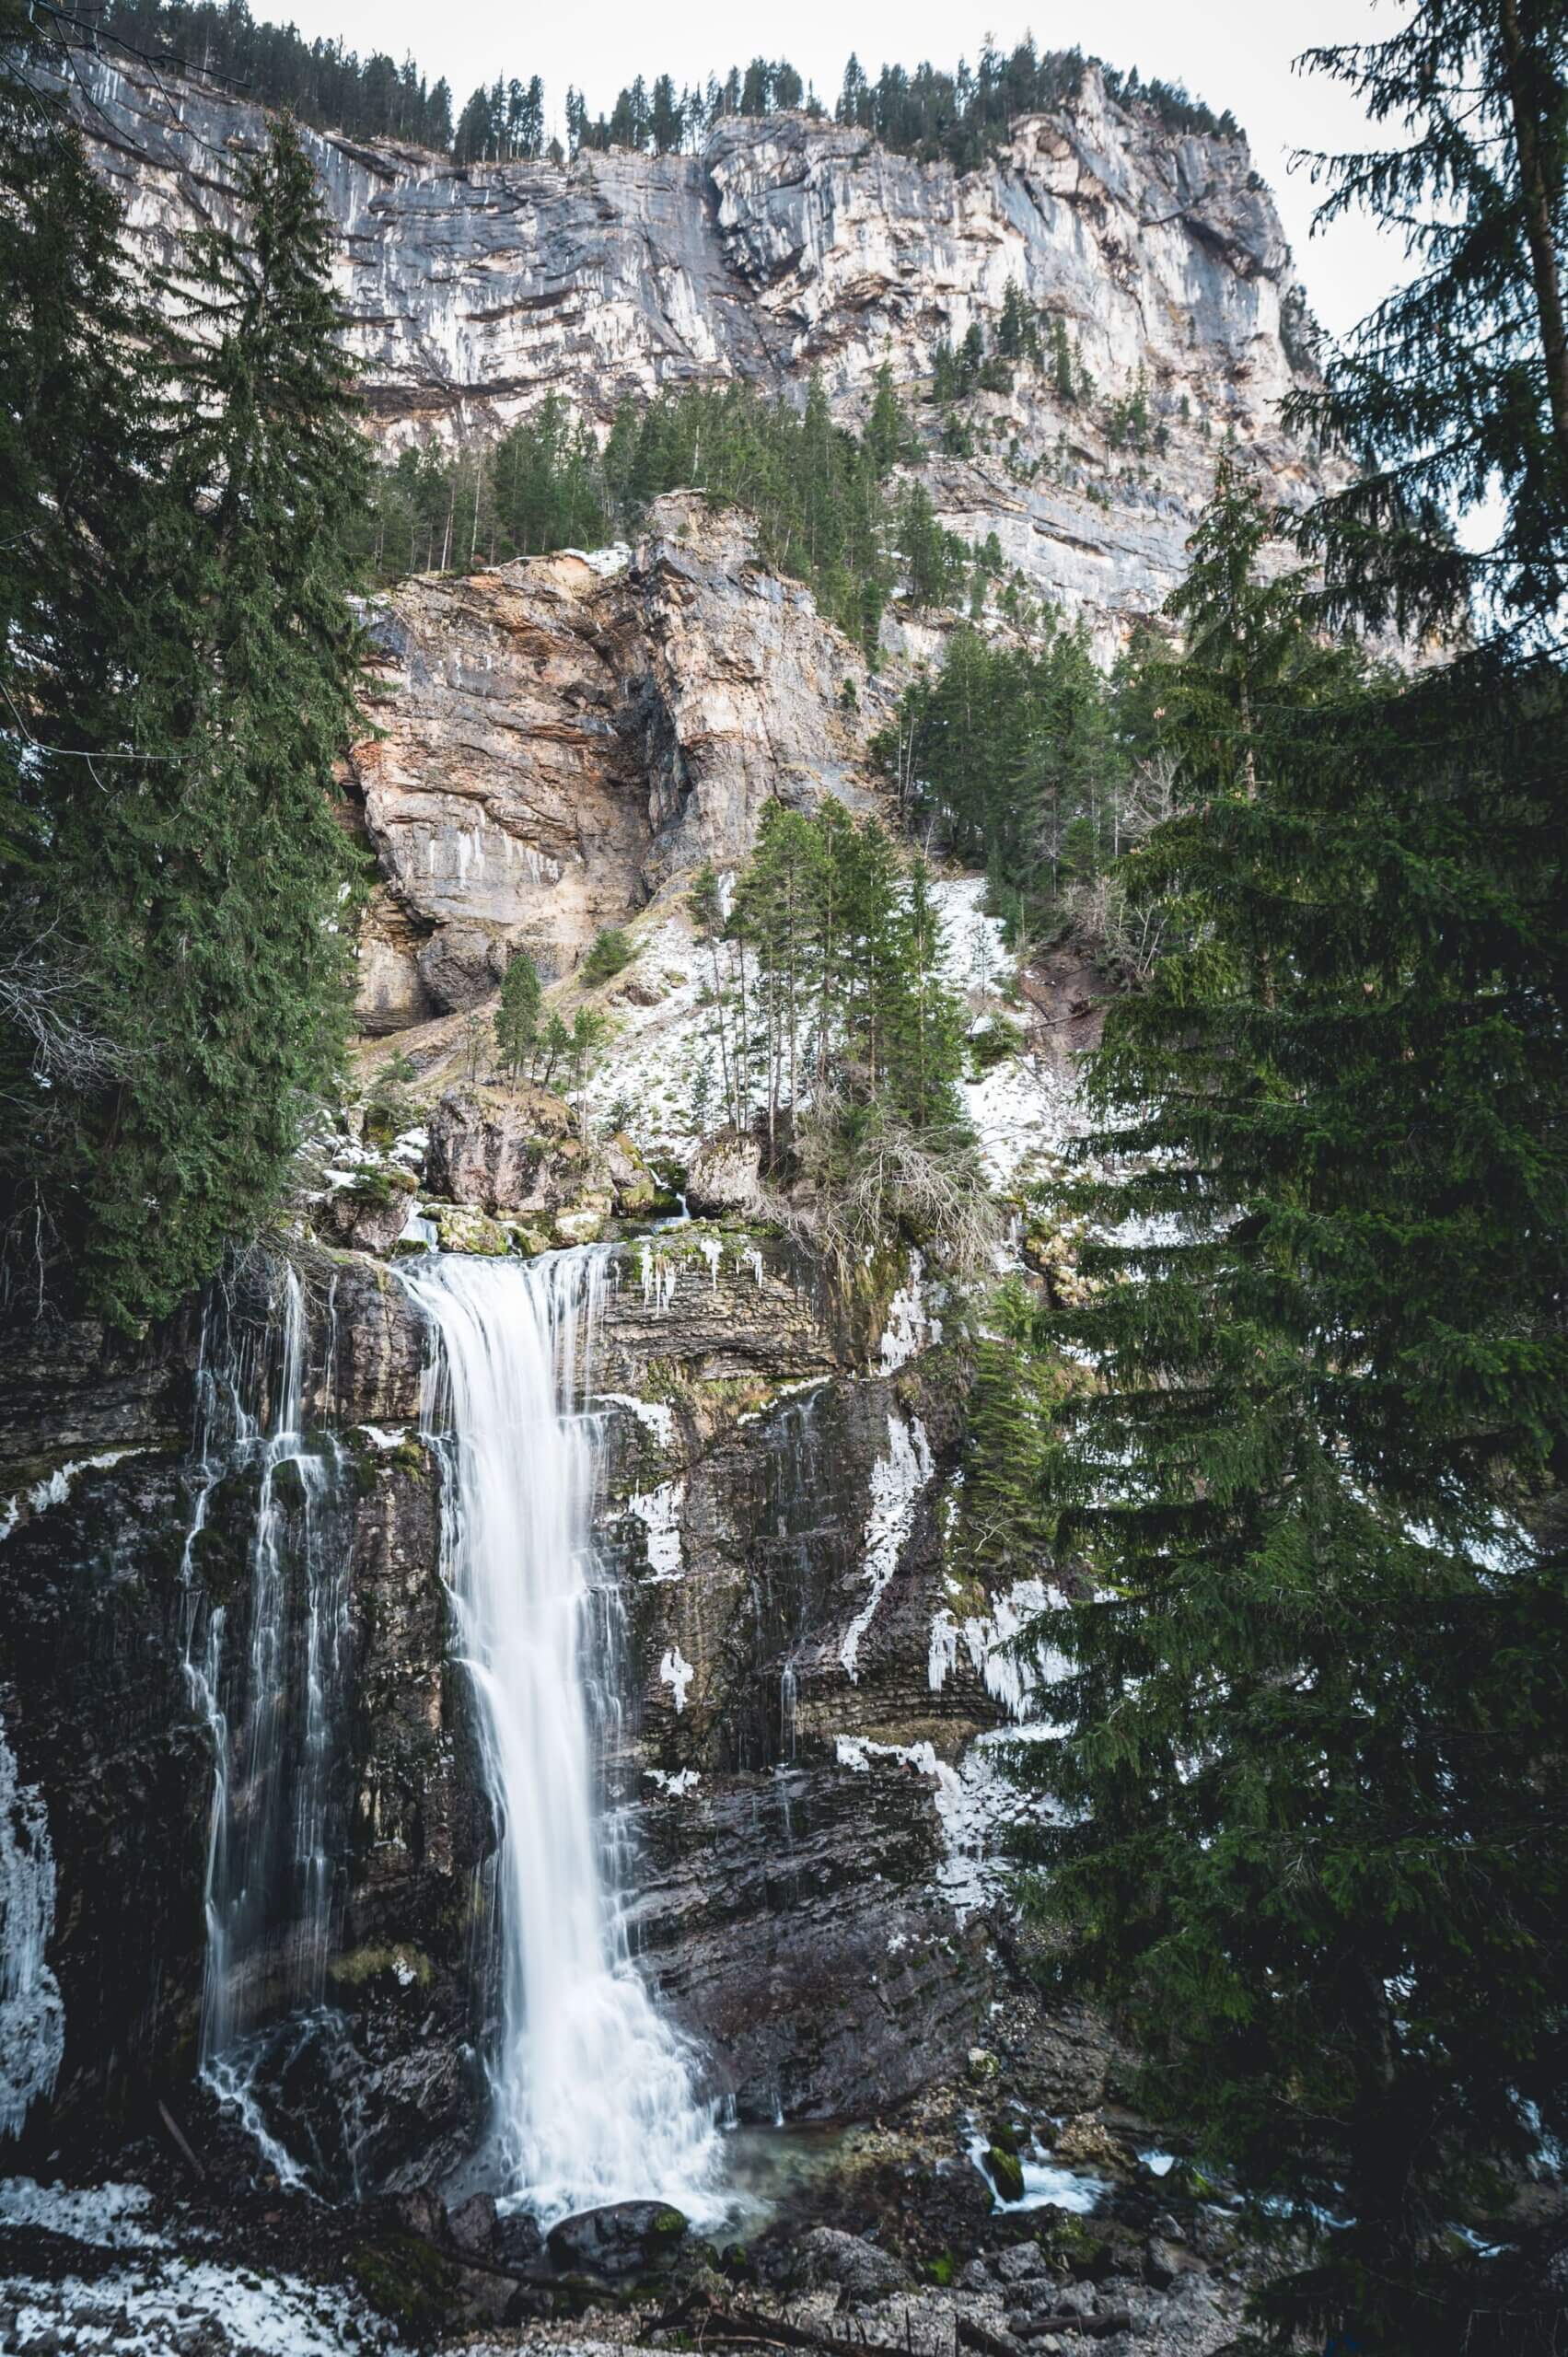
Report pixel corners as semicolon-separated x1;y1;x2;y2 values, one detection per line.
318;1165;418;1257
447;2191;498;2259
996;2239;1046;2283
494;2211;547;2271
1053;2111;1128;2176
685;1129;761;1217
1144;2235;1207;2291
545;2200;688;2279
415;922;510;1014
796;2227;910;2300
426;1086;581;1217
984;2144;1026;2203
605;1131;656;1214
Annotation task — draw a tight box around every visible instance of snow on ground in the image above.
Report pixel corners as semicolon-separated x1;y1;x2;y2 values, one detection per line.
0;2177;406;2354
931;876;1009;997
3;2255;403;2354
580;910;715;1155
0;2177;158;2248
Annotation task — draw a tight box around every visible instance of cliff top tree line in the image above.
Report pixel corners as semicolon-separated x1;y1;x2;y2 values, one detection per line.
63;2;1238;168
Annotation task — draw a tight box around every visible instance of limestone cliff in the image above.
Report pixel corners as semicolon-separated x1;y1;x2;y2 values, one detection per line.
351;495;881;1024
64;50;1333;644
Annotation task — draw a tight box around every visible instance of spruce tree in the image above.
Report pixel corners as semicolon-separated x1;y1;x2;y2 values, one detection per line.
0;4;153;1303
60;118;368;1327
1288;0;1568;644
1016;467;1568;2345
494;948;542;1085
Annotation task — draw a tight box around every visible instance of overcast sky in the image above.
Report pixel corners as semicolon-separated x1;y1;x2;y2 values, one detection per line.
261;0;1414;350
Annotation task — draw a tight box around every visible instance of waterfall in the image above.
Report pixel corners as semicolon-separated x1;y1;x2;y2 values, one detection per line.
181;1268;354;2184
402;1249;719;2223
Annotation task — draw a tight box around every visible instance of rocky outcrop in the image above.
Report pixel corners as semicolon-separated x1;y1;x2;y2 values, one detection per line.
683;1130;762;1217
347;502;880;999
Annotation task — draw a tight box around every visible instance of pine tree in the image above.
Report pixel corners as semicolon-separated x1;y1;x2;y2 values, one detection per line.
0;1;152;1297
494;948;542;1085
882;853;967;1131
64;118;369;1327
1288;0;1568;646
1015;440;1568;2345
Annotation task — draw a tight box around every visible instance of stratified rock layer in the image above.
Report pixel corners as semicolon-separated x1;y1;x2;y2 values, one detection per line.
65;52;1332;644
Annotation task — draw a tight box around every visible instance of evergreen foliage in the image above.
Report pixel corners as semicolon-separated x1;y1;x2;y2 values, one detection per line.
579;927;634;987
0;55;366;1326
705;806;993;1276
1286;0;1568;646
877;621;1129;942
356;376;960;658
68;0;454;148
494;950;542;1086
1012;385;1568;2344
833;39;1237;168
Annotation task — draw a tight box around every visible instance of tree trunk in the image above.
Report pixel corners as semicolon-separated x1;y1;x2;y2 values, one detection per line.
1498;0;1568;461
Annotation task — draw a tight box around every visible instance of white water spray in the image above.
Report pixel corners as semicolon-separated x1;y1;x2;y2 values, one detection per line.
402;1249;719;2223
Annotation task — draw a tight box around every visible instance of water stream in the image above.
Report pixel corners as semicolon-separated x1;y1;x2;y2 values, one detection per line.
180;1269;354;2186
401;1248;720;2223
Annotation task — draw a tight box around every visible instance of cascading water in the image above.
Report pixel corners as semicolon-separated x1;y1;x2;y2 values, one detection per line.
401;1248;720;2222
180;1268;354;2184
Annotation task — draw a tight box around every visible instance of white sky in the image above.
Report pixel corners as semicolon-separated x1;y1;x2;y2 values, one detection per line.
260;0;1415;348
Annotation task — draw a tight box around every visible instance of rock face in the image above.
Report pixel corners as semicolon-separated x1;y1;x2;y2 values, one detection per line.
64;52;1334;646
348;502;878;996
0;1223;1012;2177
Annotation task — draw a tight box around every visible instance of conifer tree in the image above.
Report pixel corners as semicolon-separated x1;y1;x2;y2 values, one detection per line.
61;119;368;1326
1288;0;1568;645
1016;405;1568;2348
494;949;542;1086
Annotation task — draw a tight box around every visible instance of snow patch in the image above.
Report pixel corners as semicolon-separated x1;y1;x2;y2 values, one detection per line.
596;1391;677;1449
354;1424;410;1452
659;1647;695;1713
0;1714;64;2138
628;1481;685;1580
0;2177;160;2247
0;1448;150;1545
840;1414;935;1681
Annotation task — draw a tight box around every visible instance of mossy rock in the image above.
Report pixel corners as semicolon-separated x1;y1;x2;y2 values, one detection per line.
1040;2212;1114;2280
347;2232;460;2332
329;1943;435;1995
346;1164;418;1209
984;2144;1025;2202
432;1205;511;1256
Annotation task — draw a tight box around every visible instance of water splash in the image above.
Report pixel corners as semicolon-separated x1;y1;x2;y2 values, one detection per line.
402;1248;720;2223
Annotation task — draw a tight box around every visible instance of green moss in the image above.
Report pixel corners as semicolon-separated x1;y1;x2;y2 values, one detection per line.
346;2233;459;2331
925;2251;957;2287
346;1164;417;1209
984;2144;1025;2202
1042;2214;1114;2277
329;1943;435;1993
